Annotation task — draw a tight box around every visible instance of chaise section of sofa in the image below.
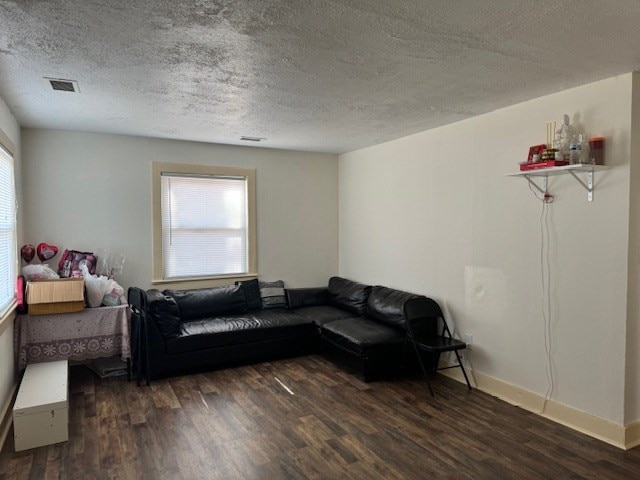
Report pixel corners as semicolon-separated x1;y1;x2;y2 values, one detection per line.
287;277;436;381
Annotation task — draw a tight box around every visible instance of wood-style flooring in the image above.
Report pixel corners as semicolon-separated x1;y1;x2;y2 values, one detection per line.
1;355;639;479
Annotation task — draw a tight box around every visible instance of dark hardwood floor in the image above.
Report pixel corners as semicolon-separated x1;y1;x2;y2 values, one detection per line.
1;355;639;479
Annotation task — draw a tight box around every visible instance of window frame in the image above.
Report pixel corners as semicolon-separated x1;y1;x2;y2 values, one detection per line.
0;129;17;335
152;162;257;289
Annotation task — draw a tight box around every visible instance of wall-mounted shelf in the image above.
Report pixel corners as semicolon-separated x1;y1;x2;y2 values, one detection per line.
507;164;609;202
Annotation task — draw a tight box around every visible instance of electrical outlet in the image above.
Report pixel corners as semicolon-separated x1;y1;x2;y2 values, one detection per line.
463;333;473;349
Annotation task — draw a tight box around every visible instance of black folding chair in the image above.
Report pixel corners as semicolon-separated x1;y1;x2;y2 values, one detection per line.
404;297;472;396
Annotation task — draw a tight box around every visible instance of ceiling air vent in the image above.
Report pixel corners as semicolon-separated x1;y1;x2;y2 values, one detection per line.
44;78;80;93
240;136;266;142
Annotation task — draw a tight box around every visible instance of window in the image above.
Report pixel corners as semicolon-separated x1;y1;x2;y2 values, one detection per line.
0;142;16;313
153;163;256;285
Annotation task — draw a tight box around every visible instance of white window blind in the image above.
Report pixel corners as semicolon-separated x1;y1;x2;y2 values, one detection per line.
161;173;249;279
0;145;16;312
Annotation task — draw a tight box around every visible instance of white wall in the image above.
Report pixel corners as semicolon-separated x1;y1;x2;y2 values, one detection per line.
22;130;339;290
626;73;640;425
340;74;633;424
0;94;21;441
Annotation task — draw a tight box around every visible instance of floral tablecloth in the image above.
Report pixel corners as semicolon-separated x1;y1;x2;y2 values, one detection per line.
14;305;131;370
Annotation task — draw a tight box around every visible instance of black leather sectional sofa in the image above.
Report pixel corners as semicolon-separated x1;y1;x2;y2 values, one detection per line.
128;276;434;383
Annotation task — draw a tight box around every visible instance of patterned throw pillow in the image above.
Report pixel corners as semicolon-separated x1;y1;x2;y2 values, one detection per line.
259;280;287;309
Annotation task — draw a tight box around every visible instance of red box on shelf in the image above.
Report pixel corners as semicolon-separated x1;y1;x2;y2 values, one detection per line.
519;160;569;171
527;144;547;163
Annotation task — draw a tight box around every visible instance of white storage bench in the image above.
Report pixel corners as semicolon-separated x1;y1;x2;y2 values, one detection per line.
13;360;69;451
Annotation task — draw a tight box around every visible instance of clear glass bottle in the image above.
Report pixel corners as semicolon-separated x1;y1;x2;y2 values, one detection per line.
569;144;579;164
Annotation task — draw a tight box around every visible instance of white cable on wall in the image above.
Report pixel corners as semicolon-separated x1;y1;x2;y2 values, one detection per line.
541;200;554;412
528;183;555;413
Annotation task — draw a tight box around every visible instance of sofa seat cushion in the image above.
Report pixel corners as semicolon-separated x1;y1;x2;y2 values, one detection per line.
293;305;359;326
165;309;314;355
321;317;404;356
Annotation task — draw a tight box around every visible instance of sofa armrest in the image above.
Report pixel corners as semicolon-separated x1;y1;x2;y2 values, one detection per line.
146;289;182;338
286;287;328;309
127;287;170;383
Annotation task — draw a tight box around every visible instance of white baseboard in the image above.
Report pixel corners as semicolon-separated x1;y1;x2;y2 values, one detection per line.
0;382;17;451
441;367;639;450
625;420;640;449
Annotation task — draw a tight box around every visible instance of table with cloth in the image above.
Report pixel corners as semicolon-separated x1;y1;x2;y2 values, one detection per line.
14;305;130;371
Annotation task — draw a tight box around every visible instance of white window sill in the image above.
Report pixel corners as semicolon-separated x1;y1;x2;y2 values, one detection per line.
0;299;17;336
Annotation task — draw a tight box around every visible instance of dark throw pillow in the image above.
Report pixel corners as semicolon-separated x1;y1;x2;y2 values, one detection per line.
236;278;262;311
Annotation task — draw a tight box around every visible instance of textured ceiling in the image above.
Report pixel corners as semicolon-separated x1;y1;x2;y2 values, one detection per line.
1;1;640;153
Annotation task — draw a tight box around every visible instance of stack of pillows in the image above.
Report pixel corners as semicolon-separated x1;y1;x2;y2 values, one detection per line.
241;279;287;310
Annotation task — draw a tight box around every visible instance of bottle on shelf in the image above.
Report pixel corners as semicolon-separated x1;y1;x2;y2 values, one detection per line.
588;136;605;165
569;144;580;164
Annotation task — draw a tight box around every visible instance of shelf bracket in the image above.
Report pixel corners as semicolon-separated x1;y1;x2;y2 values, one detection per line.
508;164;608;203
568;170;594;202
524;174;548;196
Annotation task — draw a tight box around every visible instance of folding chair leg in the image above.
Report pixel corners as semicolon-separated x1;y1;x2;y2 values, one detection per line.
409;338;434;396
134;315;142;386
143;321;151;386
145;343;150;386
453;350;472;391
399;338;408;372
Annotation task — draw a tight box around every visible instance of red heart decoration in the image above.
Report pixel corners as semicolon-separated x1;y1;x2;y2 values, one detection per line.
21;244;35;263
37;242;58;262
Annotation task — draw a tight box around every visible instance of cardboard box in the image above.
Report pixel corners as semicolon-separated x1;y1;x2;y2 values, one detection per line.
26;278;85;315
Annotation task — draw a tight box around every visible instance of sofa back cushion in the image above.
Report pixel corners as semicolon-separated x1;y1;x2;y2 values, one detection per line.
327;276;371;316
146;289;182;338
165;285;246;322
286;287;328;310
366;286;422;329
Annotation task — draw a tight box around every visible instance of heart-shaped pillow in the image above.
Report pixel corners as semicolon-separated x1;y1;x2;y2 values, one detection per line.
37;242;59;262
21;244;35;263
